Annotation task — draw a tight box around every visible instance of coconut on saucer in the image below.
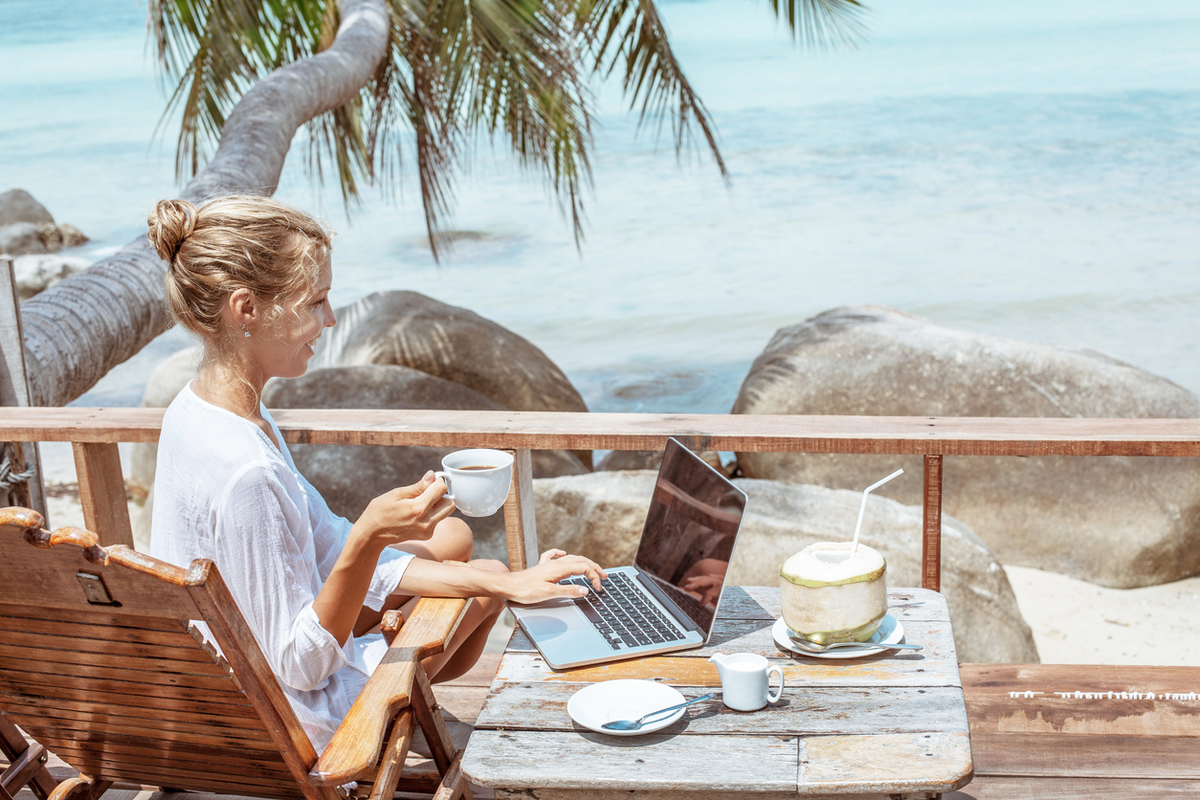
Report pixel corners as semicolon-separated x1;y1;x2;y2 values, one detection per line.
780;541;888;644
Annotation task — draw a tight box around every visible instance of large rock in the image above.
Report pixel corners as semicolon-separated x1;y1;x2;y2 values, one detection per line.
264;365;588;560
733;305;1200;589
0;222;47;256
0;189;54;227
12;254;89;299
312;291;592;468
533;470;1038;664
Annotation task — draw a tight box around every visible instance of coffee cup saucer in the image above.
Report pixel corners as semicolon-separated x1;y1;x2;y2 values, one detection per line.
772;612;904;659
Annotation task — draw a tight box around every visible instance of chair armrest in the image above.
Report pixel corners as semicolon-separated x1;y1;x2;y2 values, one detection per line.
309;596;469;786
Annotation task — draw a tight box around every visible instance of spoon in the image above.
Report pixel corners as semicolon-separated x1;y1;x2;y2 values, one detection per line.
600;693;715;731
787;633;923;653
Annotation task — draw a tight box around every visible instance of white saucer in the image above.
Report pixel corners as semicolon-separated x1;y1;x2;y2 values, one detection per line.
773;612;905;659
567;679;687;736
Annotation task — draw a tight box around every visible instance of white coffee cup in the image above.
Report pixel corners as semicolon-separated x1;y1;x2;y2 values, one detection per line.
708;652;784;711
435;449;514;517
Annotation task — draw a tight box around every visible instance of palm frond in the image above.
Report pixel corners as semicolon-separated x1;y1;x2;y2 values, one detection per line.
766;0;869;48
578;0;725;179
148;0;371;196
366;0;593;257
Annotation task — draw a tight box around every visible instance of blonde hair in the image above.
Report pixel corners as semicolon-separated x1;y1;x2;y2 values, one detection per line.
147;195;332;347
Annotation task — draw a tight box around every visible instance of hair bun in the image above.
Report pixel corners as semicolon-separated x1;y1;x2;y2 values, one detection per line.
147;199;198;263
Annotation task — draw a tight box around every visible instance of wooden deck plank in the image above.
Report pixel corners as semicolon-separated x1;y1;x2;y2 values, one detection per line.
969;731;1200;779
946;777;1200;799
475;682;969;736
463;730;799;793
5;407;1200;457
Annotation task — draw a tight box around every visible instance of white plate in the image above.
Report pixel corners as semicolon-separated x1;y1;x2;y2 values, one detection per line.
567;679;688;736
773;612;906;659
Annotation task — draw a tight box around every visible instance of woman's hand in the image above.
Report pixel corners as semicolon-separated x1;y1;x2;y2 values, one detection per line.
353;472;456;551
499;549;608;605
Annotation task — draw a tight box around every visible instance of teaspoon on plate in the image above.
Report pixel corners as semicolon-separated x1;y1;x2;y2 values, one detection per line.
600;693;715;731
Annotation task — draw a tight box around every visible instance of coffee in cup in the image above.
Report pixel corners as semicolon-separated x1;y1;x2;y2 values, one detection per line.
435;449;514;517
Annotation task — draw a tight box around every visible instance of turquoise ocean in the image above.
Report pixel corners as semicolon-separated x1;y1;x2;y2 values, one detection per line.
3;0;1199;414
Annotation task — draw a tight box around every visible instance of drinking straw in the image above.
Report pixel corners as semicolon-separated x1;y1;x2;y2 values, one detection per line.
851;468;905;553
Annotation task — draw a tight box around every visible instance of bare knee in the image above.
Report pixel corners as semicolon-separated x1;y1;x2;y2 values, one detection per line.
435;517;474;562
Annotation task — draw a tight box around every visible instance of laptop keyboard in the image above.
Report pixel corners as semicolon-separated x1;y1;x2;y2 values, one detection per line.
560;572;687;651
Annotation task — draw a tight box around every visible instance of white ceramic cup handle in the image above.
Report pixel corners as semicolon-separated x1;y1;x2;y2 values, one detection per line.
434;470;455;501
767;665;784;703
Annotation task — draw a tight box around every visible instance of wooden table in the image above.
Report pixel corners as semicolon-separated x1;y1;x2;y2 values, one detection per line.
462;587;974;800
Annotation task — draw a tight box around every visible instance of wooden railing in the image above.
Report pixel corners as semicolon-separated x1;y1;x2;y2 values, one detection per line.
3;407;1200;591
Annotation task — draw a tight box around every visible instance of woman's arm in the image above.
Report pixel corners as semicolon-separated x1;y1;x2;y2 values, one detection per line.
396;549;608;604
312;472;454;645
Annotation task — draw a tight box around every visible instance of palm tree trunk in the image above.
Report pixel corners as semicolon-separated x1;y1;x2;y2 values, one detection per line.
18;0;390;408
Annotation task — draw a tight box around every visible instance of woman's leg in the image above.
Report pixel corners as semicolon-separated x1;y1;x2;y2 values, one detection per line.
353;517;475;637
422;558;509;683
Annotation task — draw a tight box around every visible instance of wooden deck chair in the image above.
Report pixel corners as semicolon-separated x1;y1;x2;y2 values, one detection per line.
0;507;472;800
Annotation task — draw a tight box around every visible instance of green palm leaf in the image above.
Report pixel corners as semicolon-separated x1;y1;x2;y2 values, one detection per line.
148;0;868;260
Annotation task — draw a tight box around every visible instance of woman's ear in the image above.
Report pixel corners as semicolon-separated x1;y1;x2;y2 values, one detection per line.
227;288;258;330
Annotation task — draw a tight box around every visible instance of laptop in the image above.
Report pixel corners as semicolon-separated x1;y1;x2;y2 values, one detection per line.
509;438;749;670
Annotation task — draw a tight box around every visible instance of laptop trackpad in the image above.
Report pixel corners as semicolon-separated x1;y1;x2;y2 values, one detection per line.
520;610;573;641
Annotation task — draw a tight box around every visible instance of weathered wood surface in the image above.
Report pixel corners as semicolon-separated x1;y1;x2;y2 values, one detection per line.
71;442;133;548
2;406;1200;457
477;682;968;735
501;448;537;571
958;662;1200;797
464;588;971;798
312;596;468;785
468;730;800;793
945;776;1200;799
0;259;46;520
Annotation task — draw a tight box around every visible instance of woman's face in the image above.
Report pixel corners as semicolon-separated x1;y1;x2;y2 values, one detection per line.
254;253;336;381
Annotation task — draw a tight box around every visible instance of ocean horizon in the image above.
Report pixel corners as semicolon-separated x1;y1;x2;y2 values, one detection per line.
3;0;1198;414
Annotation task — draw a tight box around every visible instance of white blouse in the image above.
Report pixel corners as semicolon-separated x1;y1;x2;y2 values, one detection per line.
150;382;414;751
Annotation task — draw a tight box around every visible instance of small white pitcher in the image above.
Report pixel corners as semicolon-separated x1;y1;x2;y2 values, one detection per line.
708;652;784;711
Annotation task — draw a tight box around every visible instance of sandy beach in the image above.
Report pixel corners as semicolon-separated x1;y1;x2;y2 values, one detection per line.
35;442;1198;666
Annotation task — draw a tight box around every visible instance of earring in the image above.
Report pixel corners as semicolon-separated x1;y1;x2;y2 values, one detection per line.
242;323;251;339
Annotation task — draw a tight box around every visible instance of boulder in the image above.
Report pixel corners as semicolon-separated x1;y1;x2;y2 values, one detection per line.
313;291;592;468
596;450;663;472
0;189;54;227
264;365;588;560
0;222;47;256
12;254;89;299
533;470;1038;663
733;305;1200;589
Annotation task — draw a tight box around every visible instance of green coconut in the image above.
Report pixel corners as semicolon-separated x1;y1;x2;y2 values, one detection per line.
779;542;888;644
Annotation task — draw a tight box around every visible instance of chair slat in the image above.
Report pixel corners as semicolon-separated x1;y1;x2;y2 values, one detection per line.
0;643;233;677
0;629;223;663
0;605;190;634
0;659;248;693
10;711;278;749
0;691;262;725
39;736;291;770
0;669;253;707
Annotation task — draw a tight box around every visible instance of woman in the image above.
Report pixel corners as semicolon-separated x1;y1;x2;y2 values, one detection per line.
146;194;604;750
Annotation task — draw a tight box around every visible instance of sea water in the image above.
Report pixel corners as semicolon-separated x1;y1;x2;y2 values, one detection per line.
2;0;1198;414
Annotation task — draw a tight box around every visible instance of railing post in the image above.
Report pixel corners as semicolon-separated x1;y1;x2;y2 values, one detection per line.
922;454;943;591
73;442;134;547
0;257;48;520
502;449;538;571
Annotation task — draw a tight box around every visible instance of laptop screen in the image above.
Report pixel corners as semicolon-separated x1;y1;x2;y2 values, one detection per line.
633;439;748;636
